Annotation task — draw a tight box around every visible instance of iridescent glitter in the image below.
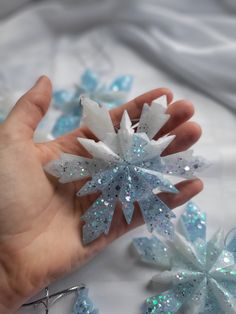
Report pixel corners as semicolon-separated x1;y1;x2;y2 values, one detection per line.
52;69;133;137
133;203;236;314
225;227;236;261
71;288;98;314
45;97;207;244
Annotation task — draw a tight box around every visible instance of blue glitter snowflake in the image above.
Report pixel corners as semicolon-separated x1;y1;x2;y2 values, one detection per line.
71;288;98;314
133;202;236;314
45;97;206;244
52;69;133;137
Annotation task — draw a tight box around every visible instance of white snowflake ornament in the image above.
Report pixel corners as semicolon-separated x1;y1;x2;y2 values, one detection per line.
44;96;206;244
133;202;236;314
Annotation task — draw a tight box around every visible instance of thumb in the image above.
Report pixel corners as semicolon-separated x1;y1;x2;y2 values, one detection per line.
5;76;52;140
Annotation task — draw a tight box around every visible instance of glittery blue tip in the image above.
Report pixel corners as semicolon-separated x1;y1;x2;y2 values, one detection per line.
144;290;182;314
71;288;99;314
180;201;206;243
81;69;99;92
109;75;133;92
52;114;81;138
133;236;170;268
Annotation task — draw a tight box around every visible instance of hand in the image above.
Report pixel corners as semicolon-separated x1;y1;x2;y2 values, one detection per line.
0;76;202;313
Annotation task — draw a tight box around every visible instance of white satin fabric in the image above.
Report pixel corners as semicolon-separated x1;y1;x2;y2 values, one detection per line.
0;1;235;313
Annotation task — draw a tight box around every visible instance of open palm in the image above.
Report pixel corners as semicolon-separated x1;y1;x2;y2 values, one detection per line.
0;76;202;312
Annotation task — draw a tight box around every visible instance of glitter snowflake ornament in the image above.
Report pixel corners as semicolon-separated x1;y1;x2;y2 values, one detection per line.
45;96;206;244
71;288;98;314
133;202;236;314
52;69;133;137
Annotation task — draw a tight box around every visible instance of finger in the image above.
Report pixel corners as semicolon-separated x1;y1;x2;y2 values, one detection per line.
110;87;173;127
155;99;194;139
87;178;203;253
59;96;194;148
159;179;203;208
5;76;52;140
162;121;202;156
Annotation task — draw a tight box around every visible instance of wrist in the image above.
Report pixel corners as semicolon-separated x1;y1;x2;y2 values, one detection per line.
0;256;28;314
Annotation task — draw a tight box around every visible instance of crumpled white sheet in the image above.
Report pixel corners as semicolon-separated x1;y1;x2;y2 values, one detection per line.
1;0;236;110
0;1;235;313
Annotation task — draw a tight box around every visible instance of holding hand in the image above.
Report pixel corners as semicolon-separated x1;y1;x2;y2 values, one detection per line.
0;76;202;313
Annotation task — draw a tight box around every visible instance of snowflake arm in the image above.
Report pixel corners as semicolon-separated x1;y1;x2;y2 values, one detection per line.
162;150;208;179
71;287;98;314
133;236;170;268
180;201;206;242
80;97;115;140
137;96;170;139
44;153;91;183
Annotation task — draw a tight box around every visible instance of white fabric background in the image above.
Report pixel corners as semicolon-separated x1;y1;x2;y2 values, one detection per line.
0;0;236;313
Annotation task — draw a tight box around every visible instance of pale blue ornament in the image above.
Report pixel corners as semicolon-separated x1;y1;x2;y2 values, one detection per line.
133;202;236;314
45;96;206;244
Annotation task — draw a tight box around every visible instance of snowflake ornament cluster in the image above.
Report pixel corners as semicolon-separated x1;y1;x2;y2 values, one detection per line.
133;202;236;314
71;288;98;314
45;96;207;244
52;69;133;137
